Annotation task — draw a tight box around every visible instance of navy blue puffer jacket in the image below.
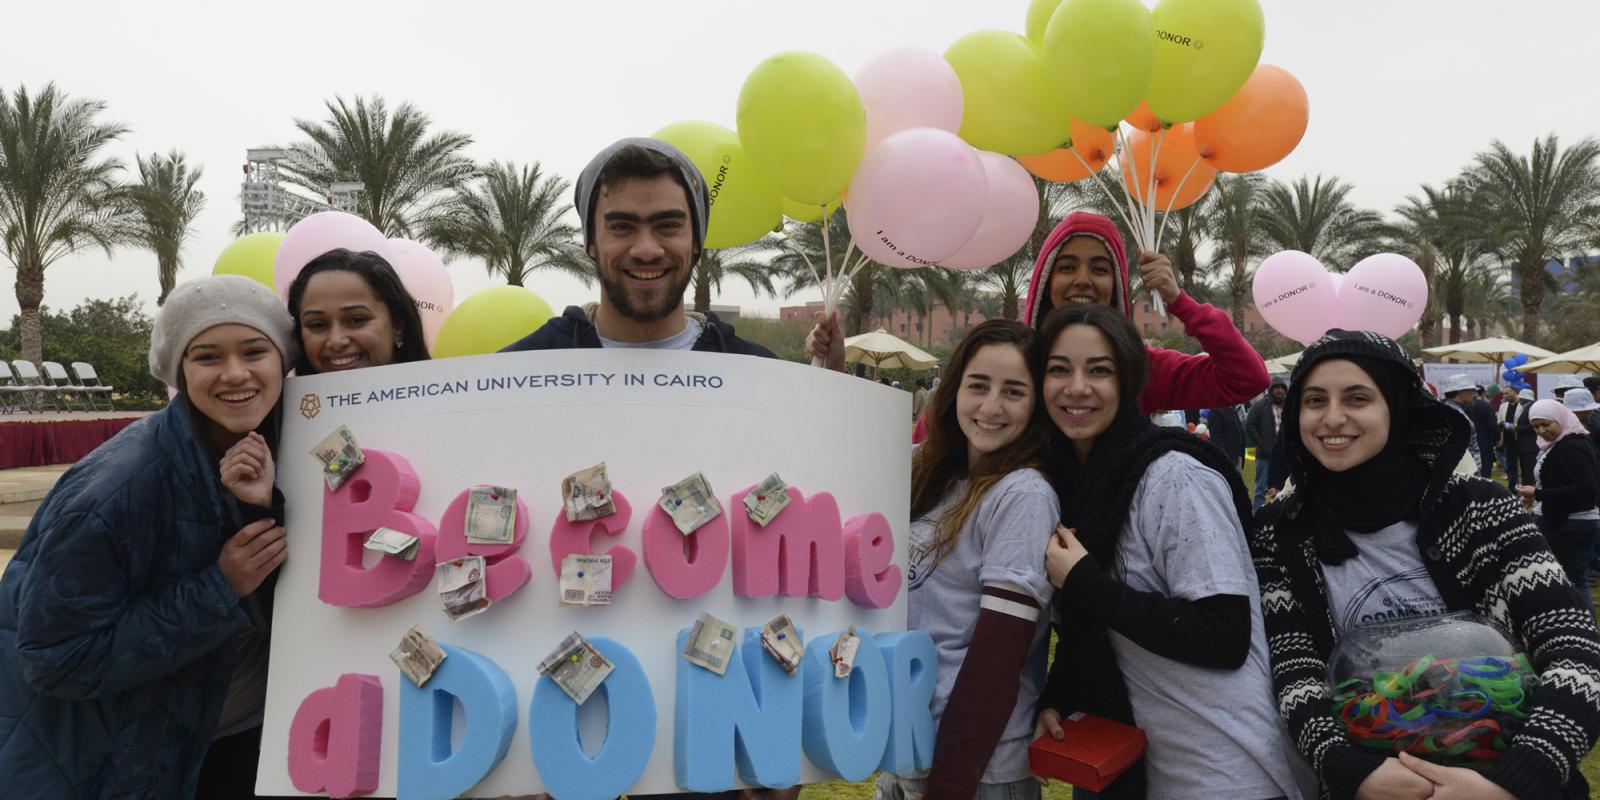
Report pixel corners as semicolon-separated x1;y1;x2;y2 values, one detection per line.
0;400;257;798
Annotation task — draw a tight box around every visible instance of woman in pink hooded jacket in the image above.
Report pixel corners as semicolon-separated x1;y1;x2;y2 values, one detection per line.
809;211;1269;427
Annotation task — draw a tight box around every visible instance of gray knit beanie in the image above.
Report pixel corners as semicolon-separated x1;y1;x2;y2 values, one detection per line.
149;275;297;387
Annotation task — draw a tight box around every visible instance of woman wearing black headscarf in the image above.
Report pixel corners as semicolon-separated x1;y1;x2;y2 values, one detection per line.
1250;330;1600;800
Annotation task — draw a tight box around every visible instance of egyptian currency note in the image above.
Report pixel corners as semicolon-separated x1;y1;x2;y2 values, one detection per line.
537;631;614;704
436;556;489;621
389;624;447;687
562;463;617;522
364;527;419;560
682;612;737;676
310;425;365;491
465;485;517;545
830;626;860;678
559;554;613;606
743;473;792;527
759;613;804;675
659;472;722;535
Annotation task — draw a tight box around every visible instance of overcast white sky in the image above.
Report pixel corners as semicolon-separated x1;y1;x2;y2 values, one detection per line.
5;0;1598;323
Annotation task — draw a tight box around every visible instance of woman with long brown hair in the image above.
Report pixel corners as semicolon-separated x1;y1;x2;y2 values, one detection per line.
876;319;1059;800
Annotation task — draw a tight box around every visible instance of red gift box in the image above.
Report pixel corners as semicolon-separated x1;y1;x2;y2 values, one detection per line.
1027;711;1147;791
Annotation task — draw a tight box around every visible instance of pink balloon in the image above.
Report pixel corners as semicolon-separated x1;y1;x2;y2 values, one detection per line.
939;151;1039;270
1337;253;1428;339
846;128;987;269
1252;250;1338;345
379;238;454;350
854;48;964;151
273;211;387;301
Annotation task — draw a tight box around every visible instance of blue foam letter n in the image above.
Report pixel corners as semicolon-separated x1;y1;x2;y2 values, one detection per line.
674;626;804;791
801;629;891;781
397;644;517;800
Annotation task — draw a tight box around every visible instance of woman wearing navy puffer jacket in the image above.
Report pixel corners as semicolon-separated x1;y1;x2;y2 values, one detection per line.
0;275;295;798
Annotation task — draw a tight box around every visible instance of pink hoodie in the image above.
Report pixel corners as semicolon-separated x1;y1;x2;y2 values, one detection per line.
1025;211;1269;415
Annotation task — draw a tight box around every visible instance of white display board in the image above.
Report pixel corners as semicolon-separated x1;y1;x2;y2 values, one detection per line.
258;349;911;796
1421;363;1498;394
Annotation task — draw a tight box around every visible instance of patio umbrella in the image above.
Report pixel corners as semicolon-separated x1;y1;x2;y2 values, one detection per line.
1263;350;1302;374
844;329;938;371
1520;342;1600;374
1422;337;1556;365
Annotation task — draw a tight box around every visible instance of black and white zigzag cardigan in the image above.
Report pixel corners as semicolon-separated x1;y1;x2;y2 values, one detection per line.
1249;334;1600;800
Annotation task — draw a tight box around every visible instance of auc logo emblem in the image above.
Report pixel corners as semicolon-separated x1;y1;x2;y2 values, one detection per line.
299;393;321;420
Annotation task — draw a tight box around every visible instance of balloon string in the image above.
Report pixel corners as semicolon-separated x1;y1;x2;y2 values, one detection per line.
1069;149;1141;237
1155;156;1207;251
1145;127;1167;317
1113;128;1148;251
820;211;837;316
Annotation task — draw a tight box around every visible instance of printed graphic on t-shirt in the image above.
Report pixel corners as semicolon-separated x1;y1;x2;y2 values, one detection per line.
1336;567;1447;630
906;514;936;592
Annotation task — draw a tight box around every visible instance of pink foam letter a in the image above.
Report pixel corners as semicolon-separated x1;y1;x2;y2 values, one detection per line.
436;488;532;605
320;449;438;607
642;501;728;599
730;486;844;600
549;490;636;592
844;513;901;608
288;673;383;798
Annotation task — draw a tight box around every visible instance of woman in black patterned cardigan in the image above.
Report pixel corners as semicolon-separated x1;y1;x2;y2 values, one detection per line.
1249;330;1600;800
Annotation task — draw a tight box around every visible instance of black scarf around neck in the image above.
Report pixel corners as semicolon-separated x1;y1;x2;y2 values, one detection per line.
1285;355;1432;565
1048;405;1255;799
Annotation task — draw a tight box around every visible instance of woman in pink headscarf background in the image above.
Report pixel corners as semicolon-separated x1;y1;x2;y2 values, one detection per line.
1515;398;1600;608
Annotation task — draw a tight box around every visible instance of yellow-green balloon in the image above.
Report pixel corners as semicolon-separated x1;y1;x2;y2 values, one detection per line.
1025;0;1063;45
1043;0;1155;128
1146;0;1264;124
736;51;865;206
653;121;782;249
431;285;554;358
212;232;283;290
945;31;1073;157
781;195;842;223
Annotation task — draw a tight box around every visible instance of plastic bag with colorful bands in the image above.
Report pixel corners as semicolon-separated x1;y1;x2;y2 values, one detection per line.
1327;613;1539;769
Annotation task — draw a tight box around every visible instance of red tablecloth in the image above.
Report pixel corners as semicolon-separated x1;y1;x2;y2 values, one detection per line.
0;418;140;469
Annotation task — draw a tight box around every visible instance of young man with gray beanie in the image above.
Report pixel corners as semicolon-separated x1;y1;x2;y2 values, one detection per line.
500;139;773;358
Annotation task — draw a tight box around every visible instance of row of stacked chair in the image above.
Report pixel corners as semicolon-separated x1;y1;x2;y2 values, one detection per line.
0;361;115;413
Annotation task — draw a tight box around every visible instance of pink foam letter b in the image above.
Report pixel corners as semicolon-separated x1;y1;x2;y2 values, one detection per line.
436;488;532;605
288;673;383;798
844;513;901;608
320;450;438;607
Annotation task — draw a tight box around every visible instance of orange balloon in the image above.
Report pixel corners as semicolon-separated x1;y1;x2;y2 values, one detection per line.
1125;101;1162;133
1018;119;1115;183
1194;65;1309;173
1120;123;1218;211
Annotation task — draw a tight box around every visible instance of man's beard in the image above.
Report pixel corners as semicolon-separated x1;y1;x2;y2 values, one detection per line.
598;257;693;323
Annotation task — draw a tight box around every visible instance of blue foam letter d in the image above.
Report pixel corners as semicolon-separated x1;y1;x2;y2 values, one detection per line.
397;644;517;800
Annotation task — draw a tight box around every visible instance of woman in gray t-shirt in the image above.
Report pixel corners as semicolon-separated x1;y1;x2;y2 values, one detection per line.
877;320;1059;800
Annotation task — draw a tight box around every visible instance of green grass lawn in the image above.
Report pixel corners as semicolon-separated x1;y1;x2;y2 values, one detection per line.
797;458;1600;798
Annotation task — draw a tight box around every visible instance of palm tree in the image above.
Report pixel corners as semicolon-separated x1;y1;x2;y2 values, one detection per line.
1393;181;1490;346
1163;200;1213;295
422;160;589;288
0;84;127;363
1459;265;1519;341
1258;175;1386;271
1205;173;1272;329
1466;134;1600;342
281;95;477;236
692;243;778;313
123;150;206;305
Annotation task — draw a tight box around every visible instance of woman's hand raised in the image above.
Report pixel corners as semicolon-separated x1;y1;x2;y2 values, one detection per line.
221;431;275;507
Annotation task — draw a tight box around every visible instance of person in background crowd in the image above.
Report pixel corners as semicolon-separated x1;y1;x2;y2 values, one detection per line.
1515;398;1600;610
1513;387;1539;486
1439;374;1483;474
1495;384;1519;480
285;248;431;374
1563;388;1600;447
912;378;931;422
1206;404;1248;472
0;276;295;798
1552;374;1586;400
807;212;1270;438
1031;304;1310;800
1246;376;1289;508
1470;384;1498;477
1250;329;1600;800
1585;376;1600;404
882;320;1057;800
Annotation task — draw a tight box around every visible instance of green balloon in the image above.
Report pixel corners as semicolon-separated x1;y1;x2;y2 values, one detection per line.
653;121;782;249
736;52;865;206
1025;0;1063;45
432;285;554;358
781;195;841;223
212;232;283;290
945;30;1073;157
1042;0;1155;129
1146;0;1264;124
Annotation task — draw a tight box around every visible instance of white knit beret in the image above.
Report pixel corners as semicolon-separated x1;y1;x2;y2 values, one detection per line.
149;275;297;387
